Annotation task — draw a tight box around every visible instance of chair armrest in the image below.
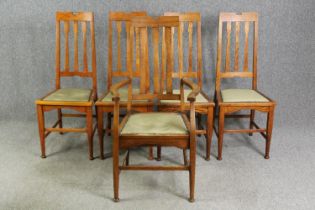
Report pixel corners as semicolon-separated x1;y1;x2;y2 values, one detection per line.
181;78;200;102
181;78;198;152
110;78;131;101
111;79;131;140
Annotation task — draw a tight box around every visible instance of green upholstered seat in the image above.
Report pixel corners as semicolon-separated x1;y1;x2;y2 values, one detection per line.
121;112;188;136
43;88;91;102
102;88;145;102
221;89;269;103
160;89;208;103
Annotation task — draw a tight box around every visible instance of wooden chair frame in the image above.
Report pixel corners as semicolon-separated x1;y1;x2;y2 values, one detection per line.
95;11;157;160
111;16;200;202
35;12;97;160
214;12;276;160
157;12;215;160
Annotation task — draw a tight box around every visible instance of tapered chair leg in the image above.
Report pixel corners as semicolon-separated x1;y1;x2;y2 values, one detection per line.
218;107;225;161
206;107;214;161
37;105;46;158
265;107;274;159
249;110;255;136
189;143;196;202
113;141;120;202
86;107;94;160
189;169;195;202
57;108;63;135
97;108;104;160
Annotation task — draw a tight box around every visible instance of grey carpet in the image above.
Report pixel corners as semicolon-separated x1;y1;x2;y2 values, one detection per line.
0;120;314;210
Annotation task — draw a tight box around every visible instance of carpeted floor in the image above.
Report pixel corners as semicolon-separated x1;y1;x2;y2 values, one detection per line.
0;120;314;210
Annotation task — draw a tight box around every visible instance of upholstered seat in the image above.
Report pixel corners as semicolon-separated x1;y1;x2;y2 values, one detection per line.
221;89;269;103
43;88;91;102
121;112;188;136
102;88;145;102
160;89;208;103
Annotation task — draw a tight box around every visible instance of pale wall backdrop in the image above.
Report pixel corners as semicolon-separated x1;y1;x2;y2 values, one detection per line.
0;0;314;128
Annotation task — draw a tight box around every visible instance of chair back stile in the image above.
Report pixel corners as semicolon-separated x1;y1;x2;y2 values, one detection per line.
107;12;147;90
55;12;97;98
127;16;181;112
215;12;259;92
163;12;202;89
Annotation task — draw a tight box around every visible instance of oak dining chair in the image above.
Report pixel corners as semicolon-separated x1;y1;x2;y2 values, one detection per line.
35;12;97;160
110;16;199;202
158;12;215;161
95;11;157;160
214;12;276;160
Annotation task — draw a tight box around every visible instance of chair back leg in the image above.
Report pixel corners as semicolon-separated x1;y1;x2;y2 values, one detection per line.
206;107;214;160
97;107;105;160
57;109;64;134
86;107;94;160
249;110;255;136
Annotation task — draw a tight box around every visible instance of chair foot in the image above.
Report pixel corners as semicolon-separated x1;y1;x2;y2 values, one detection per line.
217;157;222;161
156;157;161;161
249;133;253;136
59;132;64;135
189;198;195;203
41;155;46;159
264;155;270;159
205;156;210;161
100;154;105;160
113;198;120;202
89;156;94;160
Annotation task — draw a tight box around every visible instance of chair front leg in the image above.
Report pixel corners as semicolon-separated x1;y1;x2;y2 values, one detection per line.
86;107;94;160
113;139;120;202
218;106;225;161
37;105;46;158
112;98;120;202
265;106;275;159
189;102;196;202
97;107;104;160
189;151;196;202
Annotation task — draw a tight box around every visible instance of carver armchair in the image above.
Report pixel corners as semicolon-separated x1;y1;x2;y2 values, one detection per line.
111;16;200;202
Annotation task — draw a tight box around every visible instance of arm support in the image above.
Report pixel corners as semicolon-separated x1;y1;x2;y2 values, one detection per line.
110;78;131;102
180;78;200;102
